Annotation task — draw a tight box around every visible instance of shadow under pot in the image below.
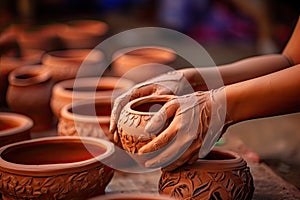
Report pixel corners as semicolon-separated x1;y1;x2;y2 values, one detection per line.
159;149;255;200
0;112;33;147
91;193;175;200
50;77;134;118
42;49;105;82
6;65;54;132
0;136;114;200
58;99;112;140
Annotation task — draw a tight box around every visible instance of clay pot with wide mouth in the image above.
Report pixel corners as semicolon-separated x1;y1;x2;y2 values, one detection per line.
59;20;109;49
42;49;105;82
0;49;44;106
112;46;176;83
159;148;254;200
58;99;112;140
91;193;175;200
50;77;134;118
0;136;114;200
0;112;33;147
117;95;174;166
6;65;54;132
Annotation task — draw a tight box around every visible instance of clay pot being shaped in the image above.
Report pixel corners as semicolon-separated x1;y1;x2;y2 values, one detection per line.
0;136;114;200
91;193;175;200
112;46;176;83
58;99;112;140
42;49;105;82
59;20;108;49
6;65;54;132
159;149;254;200
0;112;33;147
51;77;134;117
0;49;44;106
117;95;174;166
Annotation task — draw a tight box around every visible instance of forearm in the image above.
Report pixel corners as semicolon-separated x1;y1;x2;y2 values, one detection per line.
178;54;291;90
226;64;300;124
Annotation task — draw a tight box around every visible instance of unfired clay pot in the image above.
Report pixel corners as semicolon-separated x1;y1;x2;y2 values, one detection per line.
0;136;114;200
0;112;33;147
42;49;105;82
59;20;108;49
0;49;44;106
91;193;175;200
6;65;54;132
58;99;112;140
112;46;176;83
50;77;134;117
117;95;173;154
159;149;254;200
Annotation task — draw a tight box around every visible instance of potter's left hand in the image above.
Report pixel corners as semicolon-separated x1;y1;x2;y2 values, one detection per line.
138;88;230;171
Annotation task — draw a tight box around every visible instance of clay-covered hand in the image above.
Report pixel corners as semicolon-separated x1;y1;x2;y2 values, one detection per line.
110;71;194;143
138;88;230;171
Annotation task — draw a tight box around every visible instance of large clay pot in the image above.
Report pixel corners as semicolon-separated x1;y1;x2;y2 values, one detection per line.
42;49;105;82
112;46;176;83
159;149;254;200
59;20;109;49
0;49;44;106
0;112;33;147
58;99;112;140
6;65;54;132
51;77;134;117
117;95;174;154
91;193;175;200
0;136;114;200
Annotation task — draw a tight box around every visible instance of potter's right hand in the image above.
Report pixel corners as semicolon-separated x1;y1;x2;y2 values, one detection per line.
110;70;193;144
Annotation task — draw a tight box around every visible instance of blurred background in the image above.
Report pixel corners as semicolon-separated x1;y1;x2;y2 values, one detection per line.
1;0;300;189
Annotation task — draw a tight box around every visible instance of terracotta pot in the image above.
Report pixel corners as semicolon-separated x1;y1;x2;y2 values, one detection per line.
112;46;176;83
59;20;109;49
118;95;173;154
91;193;175;200
159;149;254;200
6;65;54;132
42;49;105;82
58;99;112;140
0;136;114;200
0;49;44;106
0;112;33;147
51;77;134;117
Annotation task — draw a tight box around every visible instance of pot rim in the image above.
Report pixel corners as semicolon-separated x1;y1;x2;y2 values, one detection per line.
0;112;33;137
61;99;111;123
8;65;51;86
0;136;114;176
52;77;134;99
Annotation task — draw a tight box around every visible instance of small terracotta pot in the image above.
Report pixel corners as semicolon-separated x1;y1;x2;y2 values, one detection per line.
118;95;174;154
50;77;134;117
0;136;114;200
91;193;175;200
58;99;112;140
42;49;105;82
59;20;108;49
159;149;254;200
0;49;44;106
6;65;54;132
0;112;33;147
112;46;176;83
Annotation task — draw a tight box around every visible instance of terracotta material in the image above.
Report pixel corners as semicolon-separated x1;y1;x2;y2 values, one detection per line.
58;99;112;140
42;49;105;82
91;193;175;200
6;65;54;132
59;20;108;49
0;49;44;106
51;77;134;117
112;46;176;83
159;149;254;200
0;112;33;147
117;95;173;156
0;136;114;200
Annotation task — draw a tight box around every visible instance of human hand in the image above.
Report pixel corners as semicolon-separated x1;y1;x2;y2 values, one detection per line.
110;70;193;143
138;88;229;171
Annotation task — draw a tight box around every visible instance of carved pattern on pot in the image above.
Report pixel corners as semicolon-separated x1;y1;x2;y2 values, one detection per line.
0;165;113;200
